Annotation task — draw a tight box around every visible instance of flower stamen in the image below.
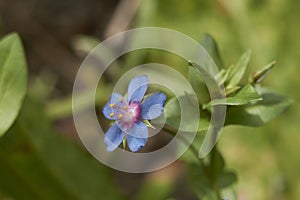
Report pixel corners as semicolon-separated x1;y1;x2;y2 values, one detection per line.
109;103;115;108
110;112;114;117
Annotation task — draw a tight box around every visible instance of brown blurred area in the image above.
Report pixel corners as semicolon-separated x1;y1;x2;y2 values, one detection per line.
0;0;119;92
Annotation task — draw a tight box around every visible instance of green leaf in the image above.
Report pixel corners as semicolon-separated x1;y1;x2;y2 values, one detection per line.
226;50;252;89
250;60;276;84
189;66;210;105
0;97;123;200
208;148;225;183
218;171;238;189
225;86;293;126
164;95;210;133
0;33;27;137
203;84;262;109
200;33;224;70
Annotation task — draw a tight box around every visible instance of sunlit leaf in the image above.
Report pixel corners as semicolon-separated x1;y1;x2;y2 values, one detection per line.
203;84;262;109
0;33;27;137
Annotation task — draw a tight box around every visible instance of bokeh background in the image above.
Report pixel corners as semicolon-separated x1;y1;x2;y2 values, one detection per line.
0;0;299;199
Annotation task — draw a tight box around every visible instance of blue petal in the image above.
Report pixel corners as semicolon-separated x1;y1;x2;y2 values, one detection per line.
104;123;125;152
127;121;148;139
127;75;148;103
140;92;166;120
127;135;148;152
103;93;123;120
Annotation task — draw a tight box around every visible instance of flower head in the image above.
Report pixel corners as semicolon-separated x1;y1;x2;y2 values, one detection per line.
103;75;166;152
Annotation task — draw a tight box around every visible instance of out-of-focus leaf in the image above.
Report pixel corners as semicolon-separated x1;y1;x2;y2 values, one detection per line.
0;33;27;137
203;84;262;109
189;66;210;105
218;171;238;189
226;50;252;89
164;95;210;132
208;148;225;184
250;60;276;83
225;86;292;126
200;33;224;70
0;97;123;200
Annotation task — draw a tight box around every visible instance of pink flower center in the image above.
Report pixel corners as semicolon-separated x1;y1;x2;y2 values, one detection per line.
112;100;140;130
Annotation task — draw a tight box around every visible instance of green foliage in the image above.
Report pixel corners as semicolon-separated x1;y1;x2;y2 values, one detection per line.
189;148;237;199
226;86;292;126
226;50;252;89
203;84;262;109
0;33;27;137
164;33;290;199
0;97;123;200
200;33;224;70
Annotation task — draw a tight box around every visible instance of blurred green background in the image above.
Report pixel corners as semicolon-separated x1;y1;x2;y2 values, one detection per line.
0;0;299;199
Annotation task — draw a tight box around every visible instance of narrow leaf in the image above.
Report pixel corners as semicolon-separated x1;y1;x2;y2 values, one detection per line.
227;50;252;89
250;60;275;83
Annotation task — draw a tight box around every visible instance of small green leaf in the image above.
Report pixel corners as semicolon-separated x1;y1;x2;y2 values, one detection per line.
225;86;292;126
226;50;252;89
0;33;27;137
189;66;210;105
200;33;224;70
203;84;262;109
250;60;276;84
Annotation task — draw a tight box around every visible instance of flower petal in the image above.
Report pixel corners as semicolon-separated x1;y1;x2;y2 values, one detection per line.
104;123;125;152
140;92;166;120
103;93;123;120
128;75;148;103
127;135;148;152
126;120;148;139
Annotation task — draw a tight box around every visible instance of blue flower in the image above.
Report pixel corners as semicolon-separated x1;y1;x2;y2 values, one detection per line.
103;75;166;152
